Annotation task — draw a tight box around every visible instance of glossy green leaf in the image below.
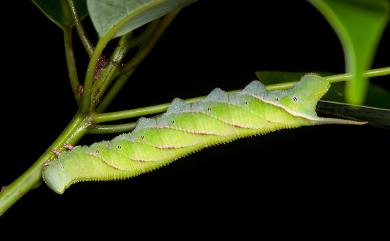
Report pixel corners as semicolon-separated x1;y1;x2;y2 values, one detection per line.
32;0;88;29
309;0;390;104
87;0;197;38
317;100;390;128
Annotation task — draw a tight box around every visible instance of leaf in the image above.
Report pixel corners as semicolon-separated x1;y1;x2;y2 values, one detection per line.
317;100;390;128
309;0;390;104
87;0;197;38
32;0;88;29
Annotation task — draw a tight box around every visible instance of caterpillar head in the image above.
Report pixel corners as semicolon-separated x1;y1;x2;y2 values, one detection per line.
42;161;69;194
274;74;330;118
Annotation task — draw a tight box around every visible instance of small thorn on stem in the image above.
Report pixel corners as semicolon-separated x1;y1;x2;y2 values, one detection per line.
64;143;75;151
1;186;7;192
51;150;61;156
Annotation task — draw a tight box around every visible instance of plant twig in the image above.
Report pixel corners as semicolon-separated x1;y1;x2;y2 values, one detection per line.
88;122;136;134
80;24;124;112
0;113;89;216
325;66;390;82
94;67;390;123
67;0;94;57
91;33;133;110
64;26;81;104
81;41;107;112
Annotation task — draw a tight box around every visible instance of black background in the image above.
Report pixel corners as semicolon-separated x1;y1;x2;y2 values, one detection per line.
1;0;389;237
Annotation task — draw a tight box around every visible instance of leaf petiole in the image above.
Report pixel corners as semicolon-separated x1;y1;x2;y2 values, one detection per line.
63;26;81;104
88;122;137;134
66;0;94;57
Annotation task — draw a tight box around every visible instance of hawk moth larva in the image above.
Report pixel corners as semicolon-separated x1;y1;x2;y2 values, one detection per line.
42;74;363;194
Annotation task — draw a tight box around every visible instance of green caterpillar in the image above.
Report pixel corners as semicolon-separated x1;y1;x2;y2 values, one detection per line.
42;74;363;194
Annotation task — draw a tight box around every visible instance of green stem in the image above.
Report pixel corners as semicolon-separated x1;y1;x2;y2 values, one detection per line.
94;94;212;123
0;113;89;216
64;26;81;104
91;33;133;110
94;66;390;123
88;122;136;134
81;24;123;112
96;12;179;113
326;66;390;82
67;0;94;57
